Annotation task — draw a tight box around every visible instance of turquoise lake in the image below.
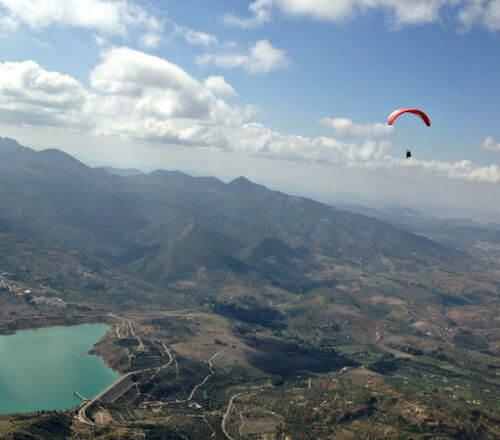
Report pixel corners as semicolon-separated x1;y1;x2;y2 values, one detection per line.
0;324;119;415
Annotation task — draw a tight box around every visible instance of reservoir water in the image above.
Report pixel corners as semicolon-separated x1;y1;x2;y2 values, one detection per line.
0;324;119;415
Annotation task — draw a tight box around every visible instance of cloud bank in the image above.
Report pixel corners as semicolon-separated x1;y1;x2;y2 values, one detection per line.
0;49;498;185
0;60;91;127
321;117;394;137
0;0;162;35
221;0;500;31
0;0;217;49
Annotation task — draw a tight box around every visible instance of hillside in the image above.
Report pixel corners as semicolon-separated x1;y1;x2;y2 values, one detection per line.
0;137;498;439
337;203;500;250
0;137;471;292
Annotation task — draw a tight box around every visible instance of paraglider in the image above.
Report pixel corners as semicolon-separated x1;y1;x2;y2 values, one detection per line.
388;108;430;158
388;108;431;127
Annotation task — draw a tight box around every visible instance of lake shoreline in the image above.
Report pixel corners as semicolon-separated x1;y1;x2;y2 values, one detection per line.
0;323;119;415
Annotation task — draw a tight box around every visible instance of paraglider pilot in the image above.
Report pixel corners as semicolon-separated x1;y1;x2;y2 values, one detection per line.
387;109;431;160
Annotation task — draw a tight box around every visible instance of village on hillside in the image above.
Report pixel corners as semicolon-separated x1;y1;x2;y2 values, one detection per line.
0;273;65;308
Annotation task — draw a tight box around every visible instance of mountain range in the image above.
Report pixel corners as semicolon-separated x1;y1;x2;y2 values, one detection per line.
0;136;473;297
0;136;498;439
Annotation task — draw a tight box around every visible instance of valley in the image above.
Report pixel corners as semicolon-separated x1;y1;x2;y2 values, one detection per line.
0;137;498;439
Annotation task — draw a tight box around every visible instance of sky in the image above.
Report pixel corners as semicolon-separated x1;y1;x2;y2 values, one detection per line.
0;0;499;220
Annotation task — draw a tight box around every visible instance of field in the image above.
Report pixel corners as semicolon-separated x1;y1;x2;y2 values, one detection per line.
0;259;498;439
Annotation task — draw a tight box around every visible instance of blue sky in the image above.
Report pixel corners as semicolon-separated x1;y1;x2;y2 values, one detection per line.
0;0;498;218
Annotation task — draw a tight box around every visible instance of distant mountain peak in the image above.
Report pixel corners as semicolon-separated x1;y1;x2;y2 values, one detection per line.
99;166;144;177
229;176;253;185
149;169;190;179
38;148;91;172
0;136;21;149
0;136;31;158
227;176;270;195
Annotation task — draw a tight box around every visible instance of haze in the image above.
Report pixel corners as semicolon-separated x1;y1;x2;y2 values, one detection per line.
0;0;498;221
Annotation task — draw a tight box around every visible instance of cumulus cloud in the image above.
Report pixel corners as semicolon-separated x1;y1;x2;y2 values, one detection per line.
90;47;198;97
211;124;499;184
221;0;500;31
370;0;450;26
89;47;253;143
0;0;162;36
480;136;500;153
321;117;394;137
227;123;392;163
0;49;498;185
0;60;91;127
197;39;291;74
204;76;237;98
263;0;362;23
402;158;500;184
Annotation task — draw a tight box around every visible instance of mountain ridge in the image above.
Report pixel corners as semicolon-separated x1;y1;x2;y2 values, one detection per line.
1;137;498;439
0;136;470;290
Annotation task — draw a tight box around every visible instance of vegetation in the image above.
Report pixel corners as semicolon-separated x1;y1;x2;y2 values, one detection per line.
0;139;498;439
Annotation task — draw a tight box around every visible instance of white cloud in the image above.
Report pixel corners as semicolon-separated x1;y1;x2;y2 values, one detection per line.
204;76;237;98
0;0;163;36
481;136;500;153
403;158;500;184
227;123;392;163
220;0;273;28
90;47;199;97
370;0;450;26
485;0;500;30
321;117;394;137
0;0;223;49
89;47;253;143
458;0;500;31
0;49;498;186
197;39;291;74
221;0;451;27
173;24;218;46
0;0;227;50
221;0;500;31
139;32;162;48
0;60;90;127
266;0;360;23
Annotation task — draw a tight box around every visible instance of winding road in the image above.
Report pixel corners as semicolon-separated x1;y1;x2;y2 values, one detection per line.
181;346;230;403
2;311;237;436
221;392;244;440
77;313;159;425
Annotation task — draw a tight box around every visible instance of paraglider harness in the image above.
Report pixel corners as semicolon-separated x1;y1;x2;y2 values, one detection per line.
406;150;412;159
